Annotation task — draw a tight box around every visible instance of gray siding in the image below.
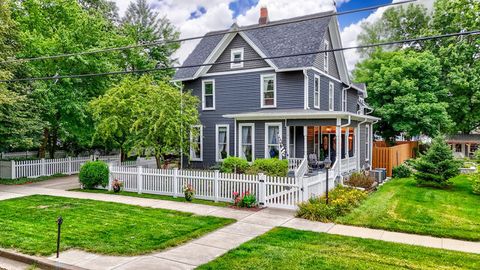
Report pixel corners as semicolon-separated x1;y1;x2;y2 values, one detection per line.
307;69;345;111
347;89;359;113
313;29;340;80
207;34;270;74
184;70;304;166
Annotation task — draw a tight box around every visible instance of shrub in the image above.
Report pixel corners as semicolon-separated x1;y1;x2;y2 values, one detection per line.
233;191;257;208
392;164;412;178
247;158;288;177
474;150;480;163
344;172;375;189
183;184;195;201
412;136;461;187
220;157;250;173
471;173;480;195
296;186;368;222
79;161;109;189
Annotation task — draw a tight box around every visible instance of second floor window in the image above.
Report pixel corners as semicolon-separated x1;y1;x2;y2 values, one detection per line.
261;74;276;108
230;48;244;69
314;75;320;108
328;81;334;111
202;79;215;110
324;40;329;72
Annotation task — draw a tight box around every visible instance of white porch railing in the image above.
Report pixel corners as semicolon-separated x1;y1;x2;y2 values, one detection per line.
288;158;304;171
340;155;357;174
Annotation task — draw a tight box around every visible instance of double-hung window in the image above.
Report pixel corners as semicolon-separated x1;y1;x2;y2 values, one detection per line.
265;123;282;159
215;125;229;162
239;123;254;162
230;48;244;69
314;75;320;109
190;125;203;161
342;88;347;112
261;74;276;108
202;80;215;110
324;40;329;72
328;81;334;111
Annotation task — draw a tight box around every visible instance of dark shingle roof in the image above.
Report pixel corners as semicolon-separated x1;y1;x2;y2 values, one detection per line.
173;11;334;80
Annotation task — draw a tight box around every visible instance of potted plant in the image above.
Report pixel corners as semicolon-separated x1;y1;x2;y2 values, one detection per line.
112;179;123;193
183;184;195;202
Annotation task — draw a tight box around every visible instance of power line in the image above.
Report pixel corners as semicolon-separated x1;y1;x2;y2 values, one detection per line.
1;29;477;83
0;0;417;65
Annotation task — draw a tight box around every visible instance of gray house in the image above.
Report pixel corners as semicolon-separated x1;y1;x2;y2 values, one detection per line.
174;8;379;176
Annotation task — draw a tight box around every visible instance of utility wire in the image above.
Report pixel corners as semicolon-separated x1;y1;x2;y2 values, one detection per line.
0;0;417;65
0;29;477;83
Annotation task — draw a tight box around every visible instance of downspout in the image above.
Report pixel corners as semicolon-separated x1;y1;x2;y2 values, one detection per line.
303;69;309;110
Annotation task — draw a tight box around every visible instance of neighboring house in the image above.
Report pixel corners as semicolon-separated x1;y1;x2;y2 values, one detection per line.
446;134;480;158
174;7;379;176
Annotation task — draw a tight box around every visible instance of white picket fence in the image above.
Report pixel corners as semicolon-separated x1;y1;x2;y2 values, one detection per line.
2;154;121;179
108;164;337;210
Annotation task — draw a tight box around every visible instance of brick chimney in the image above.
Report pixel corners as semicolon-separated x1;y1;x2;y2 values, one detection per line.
258;7;269;25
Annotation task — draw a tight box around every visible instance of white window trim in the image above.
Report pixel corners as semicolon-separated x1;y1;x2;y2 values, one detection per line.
190;125;203;161
238;123;255;162
202;79;215;111
314;75;320;109
324;40;329;72
365;125;370;161
215;124;230;162
260;74;277;108
230;48;244;69
342;88;347;112
328;81;334;111
264;122;283;159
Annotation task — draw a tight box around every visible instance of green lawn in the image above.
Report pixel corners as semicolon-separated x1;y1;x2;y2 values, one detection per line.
0;195;234;256
71;188;230;207
0;173;66;185
337;175;480;241
198;227;480;270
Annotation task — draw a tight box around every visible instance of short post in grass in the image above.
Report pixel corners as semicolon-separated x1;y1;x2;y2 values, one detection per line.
323;157;332;205
56;216;63;258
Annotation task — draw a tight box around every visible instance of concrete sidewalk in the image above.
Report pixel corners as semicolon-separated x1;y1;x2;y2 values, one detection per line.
0;181;480;270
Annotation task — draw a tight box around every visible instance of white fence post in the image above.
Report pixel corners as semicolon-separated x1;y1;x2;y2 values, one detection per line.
108;164;113;191
300;177;309;202
173;168;178;198
41;158;46;176
137;166;143;194
258;173;266;207
68;157;72;175
214;170;219;202
10;160;15;179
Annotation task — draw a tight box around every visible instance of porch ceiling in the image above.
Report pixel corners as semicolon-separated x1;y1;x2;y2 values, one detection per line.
223;109;380;122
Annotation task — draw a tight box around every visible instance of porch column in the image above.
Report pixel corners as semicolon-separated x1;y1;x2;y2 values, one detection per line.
303;126;308;158
345;127;349;171
356;127;360;170
286;124;290;158
336;118;341;175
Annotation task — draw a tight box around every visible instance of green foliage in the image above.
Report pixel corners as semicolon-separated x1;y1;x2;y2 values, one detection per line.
392;164;412;178
412;136;461;187
345;172;375;189
220;156;250;173
233;191;257;208
79;161;109;189
354;50;451;143
471;173;480;195
474;150;480;163
183;184;195;202
247;158;288;177
296;186;367;222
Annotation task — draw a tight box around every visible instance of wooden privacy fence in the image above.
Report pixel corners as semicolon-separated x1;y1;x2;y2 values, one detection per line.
0;154;121;179
108;165;337;210
372;141;418;177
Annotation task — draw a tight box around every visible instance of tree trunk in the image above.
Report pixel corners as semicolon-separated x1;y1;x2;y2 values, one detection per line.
48;127;58;159
39;128;49;158
155;155;163;169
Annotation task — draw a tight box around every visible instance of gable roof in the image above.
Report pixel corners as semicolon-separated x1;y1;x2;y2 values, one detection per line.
173;11;336;81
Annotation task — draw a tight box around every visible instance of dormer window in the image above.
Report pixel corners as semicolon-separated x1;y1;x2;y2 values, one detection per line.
231;48;244;69
324;40;329;72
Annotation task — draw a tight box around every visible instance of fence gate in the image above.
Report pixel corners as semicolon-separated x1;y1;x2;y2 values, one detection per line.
264;176;301;210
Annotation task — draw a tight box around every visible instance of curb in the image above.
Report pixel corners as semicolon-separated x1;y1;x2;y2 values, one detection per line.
0;249;87;270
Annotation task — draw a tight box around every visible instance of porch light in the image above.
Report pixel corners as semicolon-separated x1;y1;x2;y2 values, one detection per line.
324;157;332;169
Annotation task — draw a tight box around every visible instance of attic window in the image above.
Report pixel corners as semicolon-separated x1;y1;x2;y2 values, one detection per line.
231;48;244;68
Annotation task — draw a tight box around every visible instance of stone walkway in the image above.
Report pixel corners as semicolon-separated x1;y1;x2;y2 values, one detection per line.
0;178;480;270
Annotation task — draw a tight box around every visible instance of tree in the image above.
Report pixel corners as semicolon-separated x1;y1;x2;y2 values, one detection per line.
357;0;480;134
354;50;451;144
89;77;139;161
121;0;180;77
412;136;460;187
128;76;199;168
11;0;129;157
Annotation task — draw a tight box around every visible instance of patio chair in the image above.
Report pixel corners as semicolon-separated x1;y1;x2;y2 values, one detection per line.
308;153;322;171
